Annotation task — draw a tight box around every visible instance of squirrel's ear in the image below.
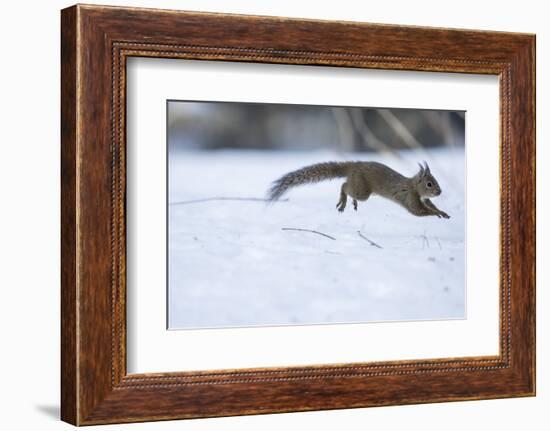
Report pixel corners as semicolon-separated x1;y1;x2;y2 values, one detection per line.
423;161;431;174
417;162;425;176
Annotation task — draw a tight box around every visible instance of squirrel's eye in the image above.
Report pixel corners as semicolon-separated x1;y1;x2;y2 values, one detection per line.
427;182;432;188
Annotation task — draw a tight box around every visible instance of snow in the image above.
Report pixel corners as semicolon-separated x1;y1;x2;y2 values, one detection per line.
168;148;465;329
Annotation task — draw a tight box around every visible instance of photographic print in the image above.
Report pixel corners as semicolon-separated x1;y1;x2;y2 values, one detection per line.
167;101;465;330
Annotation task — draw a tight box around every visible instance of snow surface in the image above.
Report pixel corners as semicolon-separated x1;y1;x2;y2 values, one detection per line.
168;148;465;329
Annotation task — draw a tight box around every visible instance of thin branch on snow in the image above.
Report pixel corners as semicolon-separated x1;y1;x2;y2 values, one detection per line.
170;197;289;206
435;236;442;250
421;233;430;249
281;227;336;240
357;230;383;249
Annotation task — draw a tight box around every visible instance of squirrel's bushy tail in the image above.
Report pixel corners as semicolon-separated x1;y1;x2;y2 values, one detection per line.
267;161;351;201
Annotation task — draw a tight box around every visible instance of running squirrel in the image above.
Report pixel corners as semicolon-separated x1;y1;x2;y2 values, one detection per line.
268;161;450;218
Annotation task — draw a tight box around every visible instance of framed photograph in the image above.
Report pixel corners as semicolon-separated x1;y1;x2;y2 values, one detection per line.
61;4;535;425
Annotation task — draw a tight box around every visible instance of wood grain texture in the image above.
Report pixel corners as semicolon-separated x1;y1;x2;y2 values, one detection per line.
60;4;535;425
60;5;78;425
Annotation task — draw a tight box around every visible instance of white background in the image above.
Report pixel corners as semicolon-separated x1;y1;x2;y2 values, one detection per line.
128;59;499;373
0;0;546;430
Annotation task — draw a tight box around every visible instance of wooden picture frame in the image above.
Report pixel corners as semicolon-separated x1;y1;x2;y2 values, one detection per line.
61;4;535;425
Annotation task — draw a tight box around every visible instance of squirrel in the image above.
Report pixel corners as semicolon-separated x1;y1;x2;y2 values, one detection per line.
268;161;450;218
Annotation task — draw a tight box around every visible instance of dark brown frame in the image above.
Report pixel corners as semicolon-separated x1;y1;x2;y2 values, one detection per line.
61;4;535;426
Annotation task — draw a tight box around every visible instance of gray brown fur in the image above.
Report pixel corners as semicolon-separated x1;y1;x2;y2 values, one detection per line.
268;161;450;218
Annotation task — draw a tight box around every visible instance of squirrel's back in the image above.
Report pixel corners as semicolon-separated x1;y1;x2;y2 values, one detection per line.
353;161;408;197
268;160;410;201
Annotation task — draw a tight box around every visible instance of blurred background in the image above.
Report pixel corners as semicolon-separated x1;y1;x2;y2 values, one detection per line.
168;101;465;154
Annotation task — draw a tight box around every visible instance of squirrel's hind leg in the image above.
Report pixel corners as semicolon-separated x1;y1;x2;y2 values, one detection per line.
336;182;348;212
347;187;371;212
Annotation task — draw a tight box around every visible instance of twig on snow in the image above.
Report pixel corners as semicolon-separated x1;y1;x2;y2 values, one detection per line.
421;233;430;249
435;236;442;250
281;227;336;240
357;230;383;249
